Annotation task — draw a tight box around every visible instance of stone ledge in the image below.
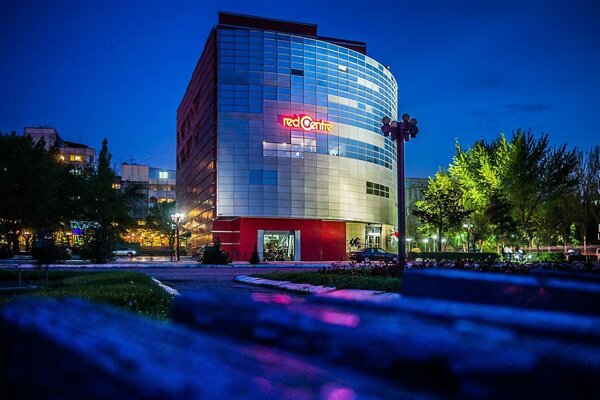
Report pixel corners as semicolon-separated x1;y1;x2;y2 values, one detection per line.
0;297;404;399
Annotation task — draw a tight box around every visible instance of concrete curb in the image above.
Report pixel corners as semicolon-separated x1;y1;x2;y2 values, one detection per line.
0;262;331;269
234;275;336;294
234;275;401;302
151;278;180;297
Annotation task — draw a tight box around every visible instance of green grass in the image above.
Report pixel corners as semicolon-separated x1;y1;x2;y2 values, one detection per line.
252;271;400;293
0;270;173;320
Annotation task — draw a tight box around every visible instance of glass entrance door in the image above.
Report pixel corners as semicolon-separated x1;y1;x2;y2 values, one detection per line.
365;224;382;248
263;231;295;261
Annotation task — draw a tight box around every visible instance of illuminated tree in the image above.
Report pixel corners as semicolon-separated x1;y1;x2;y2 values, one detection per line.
450;136;511;251
145;201;176;257
414;171;471;251
500;130;578;245
79;139;140;262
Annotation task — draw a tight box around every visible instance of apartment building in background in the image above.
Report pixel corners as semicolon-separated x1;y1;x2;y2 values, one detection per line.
24;126;96;167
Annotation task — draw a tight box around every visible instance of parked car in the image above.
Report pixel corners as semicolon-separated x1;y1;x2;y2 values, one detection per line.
350;247;398;263
111;248;137;257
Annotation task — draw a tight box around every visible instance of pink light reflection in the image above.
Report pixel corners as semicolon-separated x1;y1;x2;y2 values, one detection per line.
251;293;292;305
321;383;357;400
320;310;360;328
294;306;361;328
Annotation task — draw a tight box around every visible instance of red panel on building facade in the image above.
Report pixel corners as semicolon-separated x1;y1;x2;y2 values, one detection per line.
214;218;346;262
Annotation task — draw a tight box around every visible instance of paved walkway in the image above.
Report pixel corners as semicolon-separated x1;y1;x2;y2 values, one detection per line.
234;274;401;303
0;257;338;269
1;258;399;303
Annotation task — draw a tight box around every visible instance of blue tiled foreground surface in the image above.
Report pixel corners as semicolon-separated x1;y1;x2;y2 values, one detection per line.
3;268;600;399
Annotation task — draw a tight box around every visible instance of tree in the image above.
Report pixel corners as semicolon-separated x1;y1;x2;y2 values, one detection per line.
572;145;600;253
414;171;471;251
79;139;140;262
501;129;579;245
450;137;511;251
539;194;577;252
145;201;177;259
0;132;66;254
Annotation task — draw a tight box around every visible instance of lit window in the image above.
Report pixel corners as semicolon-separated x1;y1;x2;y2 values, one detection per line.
159;171;169;179
69;155;83;162
59;155;65;161
111;183;122;190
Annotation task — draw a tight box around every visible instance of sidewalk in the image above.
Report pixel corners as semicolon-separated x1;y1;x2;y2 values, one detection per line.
0;258;336;269
234;274;401;303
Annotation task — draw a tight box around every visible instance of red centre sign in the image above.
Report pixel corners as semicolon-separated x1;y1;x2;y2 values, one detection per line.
281;115;333;132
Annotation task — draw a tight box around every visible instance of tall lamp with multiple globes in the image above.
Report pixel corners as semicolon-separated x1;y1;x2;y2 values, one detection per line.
381;113;419;277
171;213;183;262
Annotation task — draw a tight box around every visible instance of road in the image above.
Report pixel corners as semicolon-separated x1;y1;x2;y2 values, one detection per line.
143;266;320;294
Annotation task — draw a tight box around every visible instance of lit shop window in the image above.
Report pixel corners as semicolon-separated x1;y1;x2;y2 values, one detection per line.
111;183;122;190
159;171;169;179
262;142;303;159
69;155;83;162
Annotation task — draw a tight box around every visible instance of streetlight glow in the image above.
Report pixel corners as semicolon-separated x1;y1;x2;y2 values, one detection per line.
171;213;183;262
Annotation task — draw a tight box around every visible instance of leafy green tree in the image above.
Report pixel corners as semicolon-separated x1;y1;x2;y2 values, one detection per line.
80;139;140;262
450;137;512;251
501;129;579;245
0;132;66;254
145;201;176;258
414;171;471;251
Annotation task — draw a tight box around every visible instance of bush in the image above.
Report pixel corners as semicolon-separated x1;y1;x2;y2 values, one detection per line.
409;251;500;262
568;254;587;262
249;248;261;264
79;241;114;263
531;252;565;262
0;244;12;259
31;241;69;264
199;239;230;264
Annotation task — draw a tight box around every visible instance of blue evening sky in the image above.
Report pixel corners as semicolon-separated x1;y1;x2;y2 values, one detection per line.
1;0;598;177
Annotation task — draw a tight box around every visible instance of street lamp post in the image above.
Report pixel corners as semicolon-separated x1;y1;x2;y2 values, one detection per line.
463;223;473;253
381;114;419;277
171;213;183;262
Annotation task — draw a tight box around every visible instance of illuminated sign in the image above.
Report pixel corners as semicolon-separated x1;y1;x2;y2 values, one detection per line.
281;115;333;132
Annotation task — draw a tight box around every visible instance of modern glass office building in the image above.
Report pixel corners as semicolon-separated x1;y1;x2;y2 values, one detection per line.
177;12;399;261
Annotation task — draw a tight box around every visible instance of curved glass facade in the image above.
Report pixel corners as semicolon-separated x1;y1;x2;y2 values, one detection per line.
216;27;398;225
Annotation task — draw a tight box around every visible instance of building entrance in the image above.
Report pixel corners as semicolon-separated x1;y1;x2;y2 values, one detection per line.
263;231;295;261
365;224;382;248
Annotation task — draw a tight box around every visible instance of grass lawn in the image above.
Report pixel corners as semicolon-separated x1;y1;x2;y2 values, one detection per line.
0;270;173;320
252;271;400;293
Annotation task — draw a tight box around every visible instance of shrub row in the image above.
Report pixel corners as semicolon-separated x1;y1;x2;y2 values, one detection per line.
409;251;500;262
